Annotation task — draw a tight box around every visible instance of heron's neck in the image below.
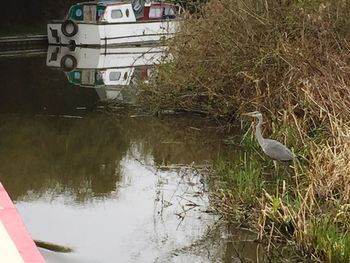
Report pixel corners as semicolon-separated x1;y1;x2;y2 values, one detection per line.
255;116;265;146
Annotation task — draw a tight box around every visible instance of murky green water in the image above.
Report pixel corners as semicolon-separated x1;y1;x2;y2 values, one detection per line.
0;49;265;262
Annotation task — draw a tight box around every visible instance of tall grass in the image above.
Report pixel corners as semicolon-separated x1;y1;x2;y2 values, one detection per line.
311;217;350;262
214;153;263;202
142;0;350;126
140;0;350;261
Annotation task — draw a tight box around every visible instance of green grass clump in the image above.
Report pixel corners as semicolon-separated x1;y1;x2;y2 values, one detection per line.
240;126;260;151
311;218;350;262
214;153;263;202
212;153;265;221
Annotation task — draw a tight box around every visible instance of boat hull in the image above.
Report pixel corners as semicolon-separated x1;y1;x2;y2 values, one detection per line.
46;45;169;69
47;20;179;46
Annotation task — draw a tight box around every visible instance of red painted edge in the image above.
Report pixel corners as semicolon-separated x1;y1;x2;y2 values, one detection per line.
0;183;46;263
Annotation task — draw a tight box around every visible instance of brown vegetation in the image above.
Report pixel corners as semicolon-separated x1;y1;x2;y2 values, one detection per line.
143;0;350;125
141;0;350;261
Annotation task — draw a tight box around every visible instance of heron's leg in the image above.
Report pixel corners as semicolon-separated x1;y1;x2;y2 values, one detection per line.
273;160;277;170
272;160;280;176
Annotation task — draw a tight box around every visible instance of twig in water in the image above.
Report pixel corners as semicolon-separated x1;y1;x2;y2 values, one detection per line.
34;240;73;253
176;195;200;207
232;244;244;263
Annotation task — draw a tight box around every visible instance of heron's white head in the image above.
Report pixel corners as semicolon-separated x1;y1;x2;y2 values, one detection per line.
243;111;262;118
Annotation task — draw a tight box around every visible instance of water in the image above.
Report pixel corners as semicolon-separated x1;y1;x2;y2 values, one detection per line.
0;48;264;262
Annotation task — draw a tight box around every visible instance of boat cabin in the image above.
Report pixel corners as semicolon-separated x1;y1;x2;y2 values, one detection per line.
64;1;178;23
65;2;136;23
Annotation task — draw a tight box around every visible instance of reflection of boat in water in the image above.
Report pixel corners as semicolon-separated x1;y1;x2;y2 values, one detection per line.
46;45;168;103
47;1;181;46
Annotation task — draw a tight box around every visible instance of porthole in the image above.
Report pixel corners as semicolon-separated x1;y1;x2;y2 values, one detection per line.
75;8;82;17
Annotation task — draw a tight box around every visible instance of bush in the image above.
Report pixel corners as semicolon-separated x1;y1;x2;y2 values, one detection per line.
141;0;350;261
142;0;350;129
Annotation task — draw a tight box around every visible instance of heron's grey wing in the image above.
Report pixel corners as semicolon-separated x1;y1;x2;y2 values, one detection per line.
262;139;294;161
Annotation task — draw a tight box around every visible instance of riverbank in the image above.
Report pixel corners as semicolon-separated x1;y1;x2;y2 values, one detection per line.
140;0;350;261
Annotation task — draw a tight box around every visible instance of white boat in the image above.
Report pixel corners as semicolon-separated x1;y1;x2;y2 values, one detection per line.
46;45;169;71
46;45;169;102
47;1;181;47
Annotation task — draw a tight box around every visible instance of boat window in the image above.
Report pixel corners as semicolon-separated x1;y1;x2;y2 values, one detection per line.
126;9;130;17
109;72;121;81
68;5;84;21
111;9;123;19
149;6;162;18
75;9;83;18
73;71;81;80
97;9;105;19
163;6;175;17
96;4;106;21
149;5;176;19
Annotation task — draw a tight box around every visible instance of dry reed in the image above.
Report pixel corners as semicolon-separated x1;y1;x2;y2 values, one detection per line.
140;0;350;261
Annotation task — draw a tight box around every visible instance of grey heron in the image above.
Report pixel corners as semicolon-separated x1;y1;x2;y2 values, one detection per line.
243;111;294;162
